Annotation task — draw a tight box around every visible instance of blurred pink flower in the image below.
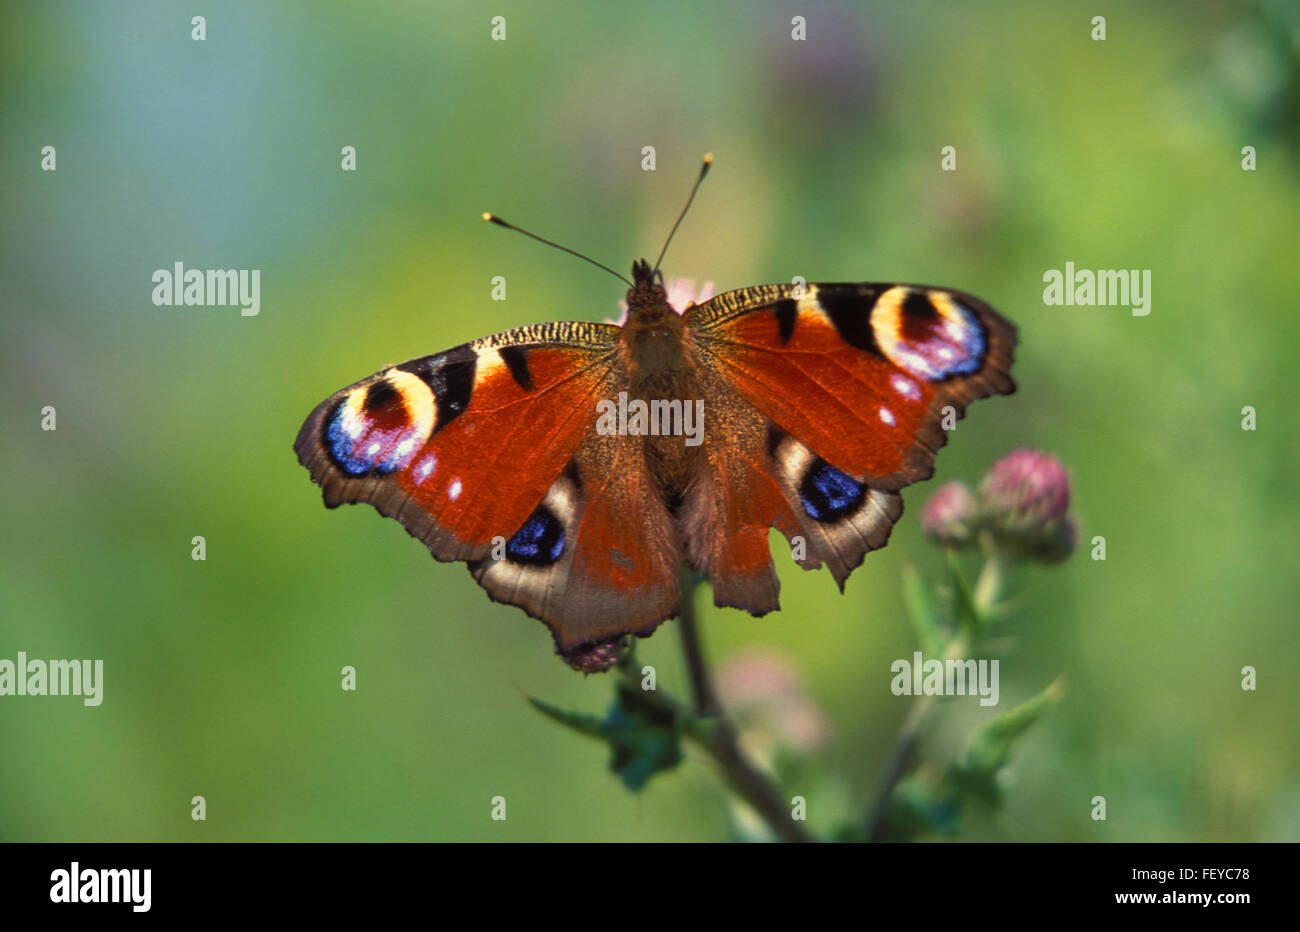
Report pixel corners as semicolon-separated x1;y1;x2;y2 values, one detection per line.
609;277;715;325
665;277;715;313
977;449;1077;561
979;449;1070;536
561;637;625;673
717;648;829;754
921;480;978;548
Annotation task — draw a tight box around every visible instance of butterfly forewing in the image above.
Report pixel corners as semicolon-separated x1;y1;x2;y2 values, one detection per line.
296;323;616;555
686;281;1016;487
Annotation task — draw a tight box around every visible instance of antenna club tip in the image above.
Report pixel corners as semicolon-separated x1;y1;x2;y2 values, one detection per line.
703;152;714;164
482;212;494;222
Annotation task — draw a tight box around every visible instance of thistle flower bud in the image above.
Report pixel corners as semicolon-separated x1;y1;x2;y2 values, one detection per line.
1028;513;1078;564
978;449;1071;544
921;481;979;548
561;637;626;673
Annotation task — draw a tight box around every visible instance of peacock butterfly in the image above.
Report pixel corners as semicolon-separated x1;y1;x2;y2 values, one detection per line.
294;156;1016;668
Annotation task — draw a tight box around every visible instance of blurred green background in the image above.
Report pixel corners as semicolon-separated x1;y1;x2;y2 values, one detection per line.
2;0;1297;842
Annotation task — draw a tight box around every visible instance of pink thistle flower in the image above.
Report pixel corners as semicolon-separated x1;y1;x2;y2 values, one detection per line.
560;637;626;674
921;481;978;548
717;649;829;753
977;449;1077;561
979;449;1070;533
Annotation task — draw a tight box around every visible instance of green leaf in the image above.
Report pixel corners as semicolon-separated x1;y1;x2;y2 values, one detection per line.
526;682;684;793
945;549;983;635
901;563;943;656
526;695;608;740
603;683;684;791
946;676;1065;806
887;777;960;841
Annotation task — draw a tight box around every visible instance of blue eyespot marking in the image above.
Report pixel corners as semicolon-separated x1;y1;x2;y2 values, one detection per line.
800;460;865;523
325;395;422;477
326;402;391;476
934;303;984;376
899;301;984;380
506;506;565;565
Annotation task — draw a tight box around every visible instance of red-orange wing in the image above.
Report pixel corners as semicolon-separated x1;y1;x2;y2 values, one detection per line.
294;320;682;654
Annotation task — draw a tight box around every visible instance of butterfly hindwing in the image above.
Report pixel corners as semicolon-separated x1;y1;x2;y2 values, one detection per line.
470;430;681;651
681;281;1015;604
678;351;908;615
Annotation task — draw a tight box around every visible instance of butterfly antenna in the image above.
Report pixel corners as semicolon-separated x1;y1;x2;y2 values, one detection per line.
482;213;632;286
651;153;713;276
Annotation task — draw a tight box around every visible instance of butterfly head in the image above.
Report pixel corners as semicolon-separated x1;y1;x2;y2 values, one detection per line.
625;258;669;315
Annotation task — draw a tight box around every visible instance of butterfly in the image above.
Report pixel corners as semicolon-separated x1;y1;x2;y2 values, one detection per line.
295;157;1016;669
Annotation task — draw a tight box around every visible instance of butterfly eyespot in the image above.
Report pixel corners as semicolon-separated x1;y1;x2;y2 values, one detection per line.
506;506;565;566
799;459;866;523
901;290;938;319
870;287;986;381
324;371;436;476
363;380;398;410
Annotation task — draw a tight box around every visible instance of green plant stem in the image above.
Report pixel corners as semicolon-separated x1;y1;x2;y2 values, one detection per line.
688;717;814;843
865;635;968;841
972;532;1004;617
677;569;720;716
673;570;814;843
864;529;1008;840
